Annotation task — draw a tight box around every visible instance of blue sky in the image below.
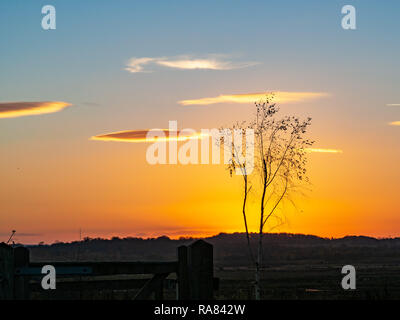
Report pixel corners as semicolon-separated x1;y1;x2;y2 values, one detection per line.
1;0;399;147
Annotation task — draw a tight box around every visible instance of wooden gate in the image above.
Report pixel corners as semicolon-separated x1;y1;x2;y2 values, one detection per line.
0;239;217;300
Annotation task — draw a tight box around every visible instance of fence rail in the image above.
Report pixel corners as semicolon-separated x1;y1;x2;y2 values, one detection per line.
16;261;179;276
0;239;217;300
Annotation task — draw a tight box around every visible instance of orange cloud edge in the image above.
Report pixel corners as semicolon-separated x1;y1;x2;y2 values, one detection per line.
91;129;209;143
304;148;343;154
0;101;72;118
179;91;330;106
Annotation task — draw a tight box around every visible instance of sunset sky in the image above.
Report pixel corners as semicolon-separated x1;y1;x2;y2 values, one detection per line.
1;1;400;243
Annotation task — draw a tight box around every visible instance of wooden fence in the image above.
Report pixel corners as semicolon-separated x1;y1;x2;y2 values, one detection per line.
0;239;217;300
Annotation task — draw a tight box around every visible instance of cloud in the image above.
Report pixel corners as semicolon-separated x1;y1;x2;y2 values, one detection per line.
386;104;400;106
125;54;257;73
125;57;157;73
179;91;329;106
0;101;71;119
389;121;400;126
304;148;343;154
91;129;209;143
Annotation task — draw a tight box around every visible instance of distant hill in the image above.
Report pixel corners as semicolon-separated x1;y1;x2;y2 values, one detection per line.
27;233;400;267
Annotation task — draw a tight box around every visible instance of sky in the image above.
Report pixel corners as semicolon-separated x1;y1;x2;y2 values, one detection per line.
1;0;400;243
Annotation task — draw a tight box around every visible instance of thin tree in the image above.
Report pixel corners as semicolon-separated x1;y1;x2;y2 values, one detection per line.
223;95;314;300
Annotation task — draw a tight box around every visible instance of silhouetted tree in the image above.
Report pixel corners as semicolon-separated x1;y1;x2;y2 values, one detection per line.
223;95;314;299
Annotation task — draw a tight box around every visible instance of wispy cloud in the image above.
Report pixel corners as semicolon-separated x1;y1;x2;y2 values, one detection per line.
0;101;71;119
91;129;209;143
386;104;400;106
125;57;157;73
179;91;329;106
304;148;343;154
125;54;257;73
389;121;400;126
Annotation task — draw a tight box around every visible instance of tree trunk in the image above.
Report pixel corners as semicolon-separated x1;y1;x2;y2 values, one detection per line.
255;157;267;300
255;232;262;300
242;176;254;263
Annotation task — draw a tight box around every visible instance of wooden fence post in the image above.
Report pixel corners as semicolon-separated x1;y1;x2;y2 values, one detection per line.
0;243;14;300
14;246;30;300
177;245;190;300
187;240;213;300
154;275;164;300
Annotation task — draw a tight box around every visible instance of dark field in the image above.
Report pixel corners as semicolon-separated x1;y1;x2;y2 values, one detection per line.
26;233;400;300
28;264;400;300
215;265;400;299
